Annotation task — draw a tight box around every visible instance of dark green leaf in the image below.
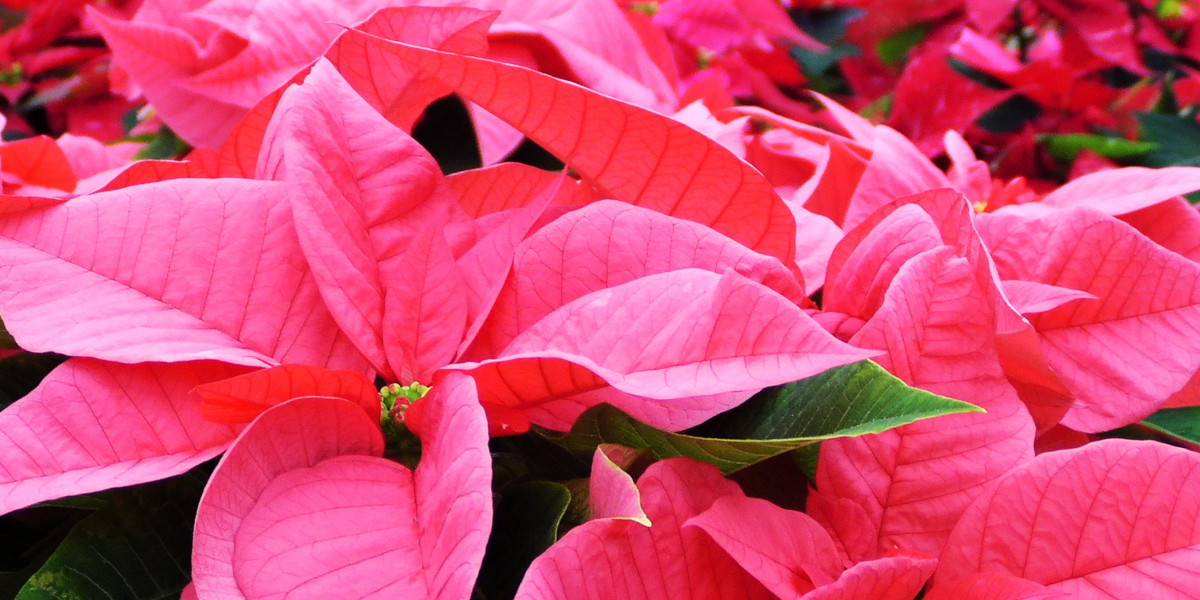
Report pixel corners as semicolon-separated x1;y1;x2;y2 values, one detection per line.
975;95;1042;133
792;7;865;45
790;43;859;77
545;361;981;474
15;474;205;600
133;126;189;161
1140;406;1200;446
1138;111;1200;167
1040;133;1157;162
877;26;927;66
476;482;571;600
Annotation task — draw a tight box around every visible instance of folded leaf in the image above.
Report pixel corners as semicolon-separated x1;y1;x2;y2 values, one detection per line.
843;126;952;231
802;555;937;600
925;573;1070;600
470;200;807;358
685;495;843;597
194;372;490;600
0;136;76;192
514;458;772;600
550;360;979;474
259;59;469;381
938;439;1200;599
588;448;647;523
1119;197;1200;261
0;178;364;370
0;359;244;515
811;248;1035;560
1040;166;1200;215
191;364;380;424
344;28;798;264
458;269;872;431
327;6;495;133
979;207;1200;431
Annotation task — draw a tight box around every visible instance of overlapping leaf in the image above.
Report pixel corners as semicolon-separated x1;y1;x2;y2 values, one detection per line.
343;27;798;264
549;360;979;473
938;439;1200;599
0;178;364;369
0;359;244;515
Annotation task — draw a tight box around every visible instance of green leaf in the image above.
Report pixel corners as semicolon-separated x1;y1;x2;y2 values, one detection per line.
15;474;205;600
476;482;571;600
1138;111;1200;167
1140;406;1200;446
1040;133;1157;162
544;361;982;474
133;126;189;161
877;26;928;66
793;7;865;45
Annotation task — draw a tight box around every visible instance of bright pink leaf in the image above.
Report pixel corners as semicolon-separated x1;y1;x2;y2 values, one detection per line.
494;0;677;111
823;203;944;323
792;138;871;229
90;7;250;149
1040;166;1200;216
685;495;842;597
468;200;808;359
0;179;364;370
94;1;392;148
258;60;469;382
803;555;937;600
1119;197;1200;262
458;269;873;431
588;447;648;523
925;573;1069;600
979;207;1200;431
0;359;245;515
811;248;1035;560
688;493;937;600
194;372;491;600
191;364;380;425
843;126;952;231
1001;280;1096;315
345;28;799;265
938;439;1200;599
514;458;773;600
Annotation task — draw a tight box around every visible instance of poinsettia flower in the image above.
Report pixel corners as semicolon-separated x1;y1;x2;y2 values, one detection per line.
192;371;491;599
338;28;873;434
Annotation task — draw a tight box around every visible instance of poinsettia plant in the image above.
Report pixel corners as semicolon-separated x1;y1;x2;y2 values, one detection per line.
3;1;1200;599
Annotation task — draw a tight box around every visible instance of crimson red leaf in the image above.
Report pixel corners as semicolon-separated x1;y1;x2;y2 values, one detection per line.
191;364;380;425
327;6;495;132
344;28;798;265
